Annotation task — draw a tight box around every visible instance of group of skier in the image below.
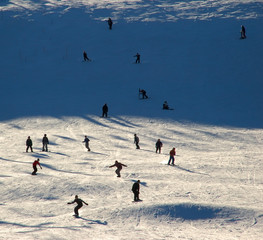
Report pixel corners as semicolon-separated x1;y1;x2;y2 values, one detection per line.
26;134;49;153
67;179;141;217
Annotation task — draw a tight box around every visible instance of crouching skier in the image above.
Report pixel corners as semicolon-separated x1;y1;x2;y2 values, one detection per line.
67;195;88;217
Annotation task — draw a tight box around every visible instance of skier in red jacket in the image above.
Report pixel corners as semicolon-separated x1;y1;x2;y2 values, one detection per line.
109;161;127;177
32;158;42;175
168;148;176;165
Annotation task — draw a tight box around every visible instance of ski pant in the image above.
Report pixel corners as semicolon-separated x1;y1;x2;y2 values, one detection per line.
133;191;139;201
26;146;33;152
85;143;90;151
135;143;140;149
74;205;82;216
102;112;108;117
115;168;121;177
32;166;37;175
42;143;48;152
168;156;175;165
156;147;161;153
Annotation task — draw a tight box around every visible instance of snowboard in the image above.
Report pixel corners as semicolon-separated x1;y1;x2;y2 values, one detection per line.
132;199;143;203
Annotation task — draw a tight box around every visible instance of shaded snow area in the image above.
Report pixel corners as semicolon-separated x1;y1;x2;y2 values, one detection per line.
0;0;263;239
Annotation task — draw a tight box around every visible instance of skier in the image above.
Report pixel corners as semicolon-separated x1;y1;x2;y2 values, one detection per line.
42;134;49;152
168;147;176;165
134;53;140;63
163;101;169;110
26;136;33;152
155;139;163;154
83;136;90;151
134;134;140;149
102;103;108;118
139;89;148;99
83;51;91;62
240;25;246;39
109;160;127;177
32;158;42;175
67;195;88;217
132;180;141;201
107;17;113;30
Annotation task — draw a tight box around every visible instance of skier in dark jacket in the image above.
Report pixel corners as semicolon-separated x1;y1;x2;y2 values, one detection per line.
67;195;88;217
109;161;127;177
26;136;33;152
107;17;113;30
139;89;148;99
83;51;91;61
132;180;141;201
155;139;163;154
32;158;42;175
240;25;246;39
83;136;90;151
134;53;140;63
42;134;49;152
163;101;169;110
134;134;140;149
102;104;108;117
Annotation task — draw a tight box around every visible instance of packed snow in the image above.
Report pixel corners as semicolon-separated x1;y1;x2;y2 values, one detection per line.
0;0;263;239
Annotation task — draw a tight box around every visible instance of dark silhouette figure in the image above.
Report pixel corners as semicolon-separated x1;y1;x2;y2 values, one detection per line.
134;53;140;63
240;25;246;39
156;139;163;154
26;136;33;152
83;51;91;61
102;104;108;117
163;101;169;110
83;136;90;151
139;89;148;99
32;158;42;175
107;18;113;30
132;180;141;201
134;134;140;149
68;195;88;217
109;161;127;177
42;134;49;152
168;147;176;165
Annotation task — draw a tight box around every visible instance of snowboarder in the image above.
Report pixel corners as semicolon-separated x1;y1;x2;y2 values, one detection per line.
109;160;127;177
156;139;163;154
26;136;33;152
32;158;42;175
134;134;140;149
107;17;113;30
163;101;169;110
134;53;140;63
168;147;176;165
132;180;141;201
42;134;49;152
102;103;108;117
67;195;88;217
83;136;90;151
139;89;148;99
240;25;246;39
83;51;91;62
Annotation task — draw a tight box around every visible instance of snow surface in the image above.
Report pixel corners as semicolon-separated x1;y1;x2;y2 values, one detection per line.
0;0;263;239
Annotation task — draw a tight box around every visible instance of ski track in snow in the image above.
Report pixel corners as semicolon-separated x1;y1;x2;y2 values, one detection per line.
0;116;262;239
1;0;263;21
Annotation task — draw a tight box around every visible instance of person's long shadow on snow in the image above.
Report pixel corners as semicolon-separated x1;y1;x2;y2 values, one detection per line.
173;164;210;176
77;217;107;225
